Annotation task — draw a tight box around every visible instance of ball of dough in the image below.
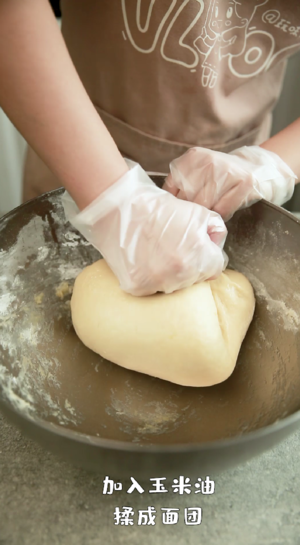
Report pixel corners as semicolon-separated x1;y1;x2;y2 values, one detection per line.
71;260;255;387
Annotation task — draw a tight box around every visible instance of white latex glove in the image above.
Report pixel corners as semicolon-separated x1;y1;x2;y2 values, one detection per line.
164;145;297;221
62;162;228;296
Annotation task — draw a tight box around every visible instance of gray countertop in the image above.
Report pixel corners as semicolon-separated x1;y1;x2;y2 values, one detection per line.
0;412;300;545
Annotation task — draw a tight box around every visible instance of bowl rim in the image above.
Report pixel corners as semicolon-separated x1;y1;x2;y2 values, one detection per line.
1;393;300;454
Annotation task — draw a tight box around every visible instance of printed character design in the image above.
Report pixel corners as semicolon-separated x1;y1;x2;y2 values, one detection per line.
194;0;248;87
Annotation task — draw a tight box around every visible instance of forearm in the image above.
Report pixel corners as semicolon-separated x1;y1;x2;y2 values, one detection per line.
260;117;300;182
0;0;128;210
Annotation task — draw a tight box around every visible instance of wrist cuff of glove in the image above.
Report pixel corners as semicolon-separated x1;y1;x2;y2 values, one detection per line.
230;145;297;205
62;162;155;229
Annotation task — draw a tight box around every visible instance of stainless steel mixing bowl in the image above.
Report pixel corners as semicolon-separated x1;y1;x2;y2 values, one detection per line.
0;179;300;479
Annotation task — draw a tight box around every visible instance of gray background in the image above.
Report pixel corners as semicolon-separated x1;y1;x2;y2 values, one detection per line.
272;52;300;211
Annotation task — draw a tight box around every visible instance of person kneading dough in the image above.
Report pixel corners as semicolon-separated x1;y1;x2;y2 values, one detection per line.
71;260;255;387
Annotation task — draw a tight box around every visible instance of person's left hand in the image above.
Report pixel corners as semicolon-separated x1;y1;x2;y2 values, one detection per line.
163;145;297;221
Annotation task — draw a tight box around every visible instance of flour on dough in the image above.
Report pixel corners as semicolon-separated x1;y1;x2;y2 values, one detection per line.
71;260;255;387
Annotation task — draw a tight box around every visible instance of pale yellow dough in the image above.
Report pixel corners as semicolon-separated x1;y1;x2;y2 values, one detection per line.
71;260;255;387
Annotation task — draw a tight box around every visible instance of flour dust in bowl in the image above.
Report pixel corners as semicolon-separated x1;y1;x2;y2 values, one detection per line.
0;180;300;479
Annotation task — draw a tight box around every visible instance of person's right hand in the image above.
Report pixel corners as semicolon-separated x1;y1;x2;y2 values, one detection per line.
62;162;228;296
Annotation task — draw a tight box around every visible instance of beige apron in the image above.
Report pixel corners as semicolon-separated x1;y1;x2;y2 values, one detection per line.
23;0;300;202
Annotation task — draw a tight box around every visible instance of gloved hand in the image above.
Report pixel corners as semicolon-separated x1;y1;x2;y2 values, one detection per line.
62;161;228;296
163;145;297;221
